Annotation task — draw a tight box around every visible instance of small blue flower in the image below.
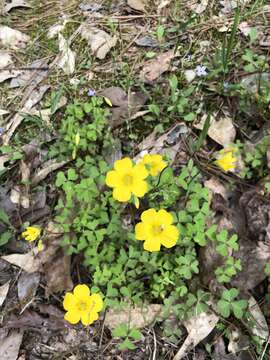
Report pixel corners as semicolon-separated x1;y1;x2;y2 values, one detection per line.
223;82;229;91
195;65;208;77
87;89;95;97
0;127;4;136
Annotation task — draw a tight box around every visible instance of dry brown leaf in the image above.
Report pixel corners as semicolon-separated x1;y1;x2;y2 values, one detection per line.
38;222;73;295
127;0;146;11
10;185;29;209
100;87;127;107
0;51;13;69
204;177;228;202
4;0;31;12
173;311;219;360
0;69;21;83
2;248;40;273
3;84;50;144
247;296;269;340
139;50;175;83
0;330;24;360
190;0;208;14
57;34;76;75
0;280;10;307
157;0;172;14
105;303;162;330
80;25;117;59
194;114;236;146
32;160;68;186
0;26;30;49
17;272;40;306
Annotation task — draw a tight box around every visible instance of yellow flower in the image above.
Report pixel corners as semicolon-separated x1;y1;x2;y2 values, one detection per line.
22;226;41;242
105;157;148;202
135;209;179;252
63;284;103;326
215;147;237;172
141;154;167;176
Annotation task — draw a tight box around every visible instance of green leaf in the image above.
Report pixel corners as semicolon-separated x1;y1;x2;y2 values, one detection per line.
232;300;248;319
0;231;12;246
119;338;136;350
129;328;141;341
217;299;231;318
183;112;196;122
0;208;11;226
223;288;238;302
265;262;270;276
112;324;129;338
67;168;78;181
55;172;66;187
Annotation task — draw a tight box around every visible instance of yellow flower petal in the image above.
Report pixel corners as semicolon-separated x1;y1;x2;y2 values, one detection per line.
64;310;81;324
160;225;179;248
114;158;133;173
133;163;148;179
90;293;103;313
131;180;148;198
22;226;41;242
81;311;99;326
144;239;161;252
73;284;90;300
105;170;120;188
135;222;148;240
63;293;76;311
141;208;157;223
113;187;131;202
156;209;173;225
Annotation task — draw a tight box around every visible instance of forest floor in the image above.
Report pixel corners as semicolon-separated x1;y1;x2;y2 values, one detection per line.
0;0;270;359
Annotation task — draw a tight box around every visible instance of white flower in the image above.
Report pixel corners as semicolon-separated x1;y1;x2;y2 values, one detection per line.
195;65;208;77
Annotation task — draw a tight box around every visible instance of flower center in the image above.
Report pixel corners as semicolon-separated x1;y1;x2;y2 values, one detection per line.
122;174;133;186
77;301;87;312
152;224;164;236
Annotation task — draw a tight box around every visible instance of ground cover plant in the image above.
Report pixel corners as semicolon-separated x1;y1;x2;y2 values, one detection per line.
0;0;270;359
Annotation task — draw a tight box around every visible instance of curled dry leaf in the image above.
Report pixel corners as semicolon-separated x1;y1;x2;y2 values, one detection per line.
0;280;10;307
4;0;31;13
32;160;69;186
194;113;236;146
190;0;208;14
173;311;219;360
204;177;228;203
100;86;127;107
0;26;30;49
57;34;76;75
139;50;175;83
247;296;269;340
0;330;24;360
0;51;13;69
38;221;73;295
127;0;146;11
80;25;117;59
0;69;21;83
1;248;40;273
17;272;40;306
105;303;162;330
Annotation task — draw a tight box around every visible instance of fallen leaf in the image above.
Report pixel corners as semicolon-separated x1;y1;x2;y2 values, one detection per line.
4;310;67;331
184;69;196;83
260;34;270;47
80;25;117;59
10;185;29;209
3;84;50;144
0;330;24;360
194;114;236;146
247;296;269;340
127;0;146;11
173;311;219;360
18;272;40;306
105;303;162;330
2;248;40;273
79;1;103;12
4;0;31;13
47;23;66;39
238;21;252;36
57;34;76;75
157;0;172;14
204;177;228;202
9;59;49;88
38;222;73;295
100;87;127;107
241;73;270;94
0;51;13;69
0;26;30;49
220;0;249;14
32;159;69;186
139;50;175;83
0;69;21;83
0;281;10;307
190;0;208;14
135;35;159;47
0;109;9;116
